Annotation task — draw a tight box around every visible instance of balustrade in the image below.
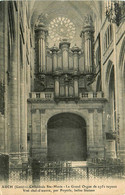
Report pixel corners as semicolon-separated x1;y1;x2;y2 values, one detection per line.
29;92;54;100
29;91;104;100
80;92;104;99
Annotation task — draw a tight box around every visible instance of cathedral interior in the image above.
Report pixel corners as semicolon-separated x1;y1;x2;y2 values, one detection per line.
0;0;125;171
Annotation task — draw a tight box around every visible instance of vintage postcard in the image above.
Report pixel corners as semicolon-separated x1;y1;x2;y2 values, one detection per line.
0;0;125;194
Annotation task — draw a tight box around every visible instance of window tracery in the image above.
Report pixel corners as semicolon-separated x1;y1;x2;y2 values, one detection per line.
48;17;76;43
104;24;113;51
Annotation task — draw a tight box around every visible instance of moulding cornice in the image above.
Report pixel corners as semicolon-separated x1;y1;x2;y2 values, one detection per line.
88;108;95;113
28;98;54;103
97;108;103;113
28;97;107;104
79;98;107;103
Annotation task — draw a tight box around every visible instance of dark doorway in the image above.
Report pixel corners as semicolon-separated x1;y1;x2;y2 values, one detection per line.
47;113;87;161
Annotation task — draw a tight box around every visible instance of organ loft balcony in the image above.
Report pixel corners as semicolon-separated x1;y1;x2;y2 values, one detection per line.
28;91;105;104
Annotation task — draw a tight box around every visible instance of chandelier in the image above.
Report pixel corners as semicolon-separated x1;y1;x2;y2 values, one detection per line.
106;1;125;26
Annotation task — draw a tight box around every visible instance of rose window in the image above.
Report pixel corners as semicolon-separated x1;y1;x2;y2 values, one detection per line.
49;17;76;42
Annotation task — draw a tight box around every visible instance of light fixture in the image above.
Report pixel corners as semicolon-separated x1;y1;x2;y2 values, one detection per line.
106;1;125;26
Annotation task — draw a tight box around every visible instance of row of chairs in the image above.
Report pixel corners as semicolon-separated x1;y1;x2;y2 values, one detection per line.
91;158;123;166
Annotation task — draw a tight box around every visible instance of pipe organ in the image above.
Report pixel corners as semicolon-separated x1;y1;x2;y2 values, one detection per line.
34;16;94;100
80;15;94;73
35;24;48;73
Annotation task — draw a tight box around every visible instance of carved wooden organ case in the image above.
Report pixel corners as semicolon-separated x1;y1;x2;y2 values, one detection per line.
34;16;95;101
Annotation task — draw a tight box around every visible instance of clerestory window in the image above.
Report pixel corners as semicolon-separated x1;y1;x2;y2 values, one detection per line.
104;24;113;52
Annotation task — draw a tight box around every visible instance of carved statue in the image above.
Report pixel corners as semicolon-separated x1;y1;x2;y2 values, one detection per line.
83;15;93;27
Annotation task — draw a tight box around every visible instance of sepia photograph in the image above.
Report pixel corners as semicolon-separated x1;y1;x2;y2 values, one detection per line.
0;0;125;194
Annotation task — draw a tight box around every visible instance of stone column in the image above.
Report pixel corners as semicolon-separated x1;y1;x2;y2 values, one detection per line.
105;140;116;158
113;22;125;161
9;18;21;166
40;109;47;160
88;109;94;159
71;44;80;71
50;45;59;72
24;49;28;162
0;114;4;153
97;109;103;144
31;109;41;160
31;109;36;158
20;64;27;162
96;109;105;158
80;16;94;73
88;109;94;147
20;65;25;157
35;24;48;73
17;3;21;163
59;39;70;72
118;76;125;161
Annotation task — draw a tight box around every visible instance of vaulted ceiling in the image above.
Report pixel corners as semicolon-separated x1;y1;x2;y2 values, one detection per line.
30;1;102;25
28;1;103;47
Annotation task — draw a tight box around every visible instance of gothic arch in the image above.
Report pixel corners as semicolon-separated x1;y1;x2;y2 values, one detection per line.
47;113;87;161
47;112;87;127
105;60;114;86
105;62;116;131
45;110;89;127
96;75;101;91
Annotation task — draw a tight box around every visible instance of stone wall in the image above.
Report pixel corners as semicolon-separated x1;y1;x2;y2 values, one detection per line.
28;99;106;161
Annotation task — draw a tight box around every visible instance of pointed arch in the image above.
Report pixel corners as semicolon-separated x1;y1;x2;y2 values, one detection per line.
47;113;87;161
105;60;114;86
96;75;102;91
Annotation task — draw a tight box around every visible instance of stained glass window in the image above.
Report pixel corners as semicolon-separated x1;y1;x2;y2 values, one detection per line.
49;17;76;42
